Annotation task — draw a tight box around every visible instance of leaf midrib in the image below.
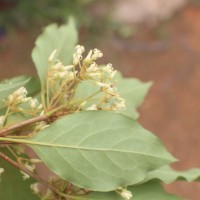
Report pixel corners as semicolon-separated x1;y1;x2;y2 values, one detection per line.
26;139;171;161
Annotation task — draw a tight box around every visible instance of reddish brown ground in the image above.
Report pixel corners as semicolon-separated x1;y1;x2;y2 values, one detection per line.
1;5;200;200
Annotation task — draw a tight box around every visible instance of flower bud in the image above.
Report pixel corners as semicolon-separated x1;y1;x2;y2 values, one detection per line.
30;183;40;194
86;104;97;111
0;115;5;126
75;45;85;55
118;188;133;200
73;54;82;65
48;49;57;62
0;168;4;175
29;98;39;109
92;49;103;60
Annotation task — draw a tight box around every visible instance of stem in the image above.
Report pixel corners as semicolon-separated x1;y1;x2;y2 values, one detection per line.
70;90;101;106
41;83;46;111
1;107;10;128
0;115;48;136
51;78;79;109
0;151;90;200
46;78;50;108
50;78;71;107
7;146;18;159
0;150;58;194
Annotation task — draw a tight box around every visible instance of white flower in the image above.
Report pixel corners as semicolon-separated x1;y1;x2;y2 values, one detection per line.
37;104;43;110
25;163;35;172
8;87;28;105
63;65;74;70
30;159;42;164
57;71;68;78
101;63;113;73
48;49;57;62
20;171;30;180
95;82;110;88
15;87;27;96
106;87;117;96
66;71;76;81
86;62;98;72
30;183;40;194
86;104;98;110
73;53;83;65
92;48;103;60
118;188;133;200
35;121;48;131
114;101;126;110
0;168;4;175
51;61;63;71
75;45;85;55
109;70;117;79
84;50;93;62
0;115;5;126
29;98;39;109
87;72;101;79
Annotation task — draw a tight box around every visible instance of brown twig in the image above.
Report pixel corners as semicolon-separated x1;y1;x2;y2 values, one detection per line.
0;150;59;195
0;115;48;137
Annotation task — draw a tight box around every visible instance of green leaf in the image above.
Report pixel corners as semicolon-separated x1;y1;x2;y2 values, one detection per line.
32;17;78;84
0;148;39;200
70;181;181;200
116;73;152;119
1;75;40;97
27;111;175;191
145;165;200;184
74;72;152;119
0;77;30;105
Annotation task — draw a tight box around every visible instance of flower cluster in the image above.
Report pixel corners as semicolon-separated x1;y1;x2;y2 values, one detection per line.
73;45;126;111
0;87;43;125
48;60;76;80
8;87;29;106
6;87;42;111
46;45;126;113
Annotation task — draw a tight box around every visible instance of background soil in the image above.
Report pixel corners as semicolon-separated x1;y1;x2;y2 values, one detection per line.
0;4;200;200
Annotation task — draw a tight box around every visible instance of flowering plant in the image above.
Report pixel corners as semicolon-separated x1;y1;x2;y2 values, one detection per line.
0;18;200;200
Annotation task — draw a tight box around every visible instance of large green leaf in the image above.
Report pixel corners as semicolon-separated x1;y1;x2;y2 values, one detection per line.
86;181;182;200
31;18;78;84
27;111;175;191
74;72;152;119
0;77;30;105
145;165;200;183
0;148;39;200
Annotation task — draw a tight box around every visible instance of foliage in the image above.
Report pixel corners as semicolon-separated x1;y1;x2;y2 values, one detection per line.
0;18;200;200
0;0;112;36
0;148;39;200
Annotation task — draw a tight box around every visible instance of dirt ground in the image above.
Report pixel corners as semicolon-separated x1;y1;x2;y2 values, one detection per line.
0;5;200;200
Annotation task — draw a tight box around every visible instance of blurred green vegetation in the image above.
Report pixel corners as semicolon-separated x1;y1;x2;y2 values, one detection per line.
0;0;112;33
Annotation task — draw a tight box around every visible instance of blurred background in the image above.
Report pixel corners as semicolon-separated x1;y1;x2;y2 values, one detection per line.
0;0;200;199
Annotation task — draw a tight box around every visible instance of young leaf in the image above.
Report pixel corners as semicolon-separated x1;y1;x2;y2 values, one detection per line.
0;77;30;105
86;181;182;200
27;111;176;191
31;18;78;84
145;165;200;183
0;148;39;200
